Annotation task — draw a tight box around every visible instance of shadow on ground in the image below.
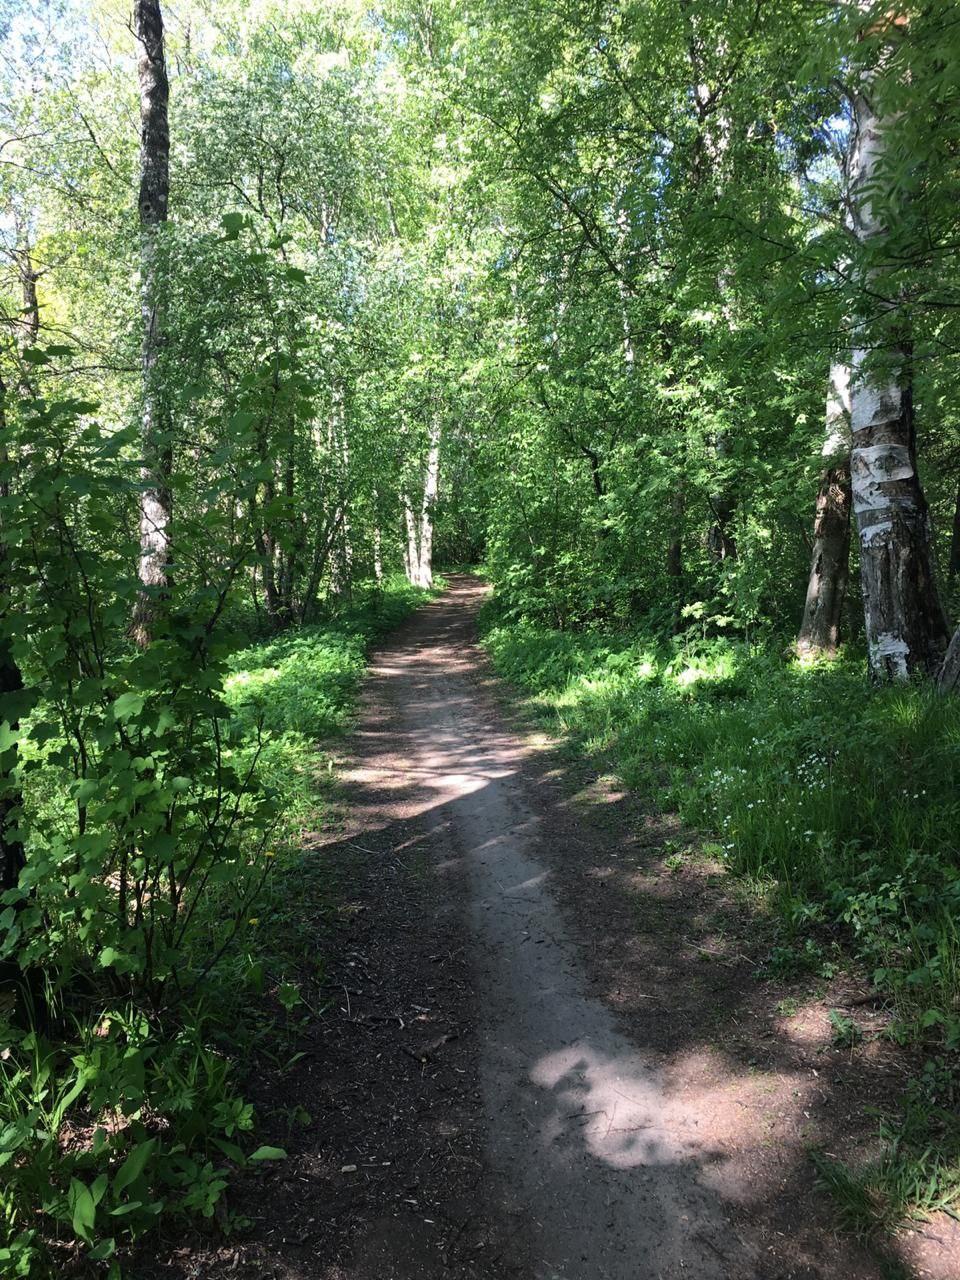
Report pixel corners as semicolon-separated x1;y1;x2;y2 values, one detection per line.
141;575;960;1280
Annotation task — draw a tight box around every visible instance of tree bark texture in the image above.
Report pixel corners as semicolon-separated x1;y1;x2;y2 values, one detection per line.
948;479;960;579
797;363;853;658
404;418;441;589
707;434;737;563
131;0;172;647
847;28;949;681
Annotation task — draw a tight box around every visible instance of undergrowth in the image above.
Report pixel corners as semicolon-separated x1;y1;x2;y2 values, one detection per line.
481;604;960;1234
0;576;430;1277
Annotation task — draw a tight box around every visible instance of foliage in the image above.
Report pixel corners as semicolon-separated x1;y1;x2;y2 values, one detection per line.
0;524;429;1274
812;1096;960;1240
3;0;960;1265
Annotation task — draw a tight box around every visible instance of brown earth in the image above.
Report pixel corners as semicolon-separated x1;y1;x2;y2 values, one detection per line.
146;574;960;1280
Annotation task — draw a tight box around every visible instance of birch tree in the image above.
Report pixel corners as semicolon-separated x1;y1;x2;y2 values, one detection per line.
131;0;172;647
404;415;441;589
845;9;950;681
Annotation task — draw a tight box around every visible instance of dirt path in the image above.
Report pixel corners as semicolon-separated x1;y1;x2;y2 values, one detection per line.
307;575;885;1280
152;576;959;1280
384;583;745;1279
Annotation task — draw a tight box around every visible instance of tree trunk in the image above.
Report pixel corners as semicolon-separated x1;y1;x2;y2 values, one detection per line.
337;424;353;595
416;419;441;590
666;528;683;582
16;234;40;357
939;625;960;694
948;479;960;578
847;41;949;680
373;523;383;583
797;363;853;658
707;436;737;562
131;0;172;648
403;497;420;586
0;377;24;898
403;418;441;589
300;510;342;621
328;389;352;596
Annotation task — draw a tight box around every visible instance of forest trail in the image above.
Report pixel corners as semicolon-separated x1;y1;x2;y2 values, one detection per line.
279;572;927;1280
347;575;740;1280
196;575;956;1280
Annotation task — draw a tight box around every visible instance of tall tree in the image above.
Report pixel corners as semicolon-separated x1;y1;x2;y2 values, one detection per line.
847;10;950;680
404;415;441;589
797;364;853;658
131;0;172;647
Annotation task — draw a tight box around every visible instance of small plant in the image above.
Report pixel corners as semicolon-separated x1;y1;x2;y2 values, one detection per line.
277;980;302;1013
765;938;831;980
813;1103;960;1237
829;1010;863;1049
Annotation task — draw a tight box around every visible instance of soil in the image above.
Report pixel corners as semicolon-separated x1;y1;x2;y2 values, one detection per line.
145;575;960;1280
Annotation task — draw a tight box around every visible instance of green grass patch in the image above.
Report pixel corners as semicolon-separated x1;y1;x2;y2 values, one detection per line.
481;614;960;1040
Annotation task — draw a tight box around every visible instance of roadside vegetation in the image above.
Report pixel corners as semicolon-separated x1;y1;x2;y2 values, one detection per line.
482;605;960;1236
0;578;429;1277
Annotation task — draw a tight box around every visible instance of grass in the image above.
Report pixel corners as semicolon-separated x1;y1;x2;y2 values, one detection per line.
480;605;960;1234
812;1100;960;1239
224;577;434;837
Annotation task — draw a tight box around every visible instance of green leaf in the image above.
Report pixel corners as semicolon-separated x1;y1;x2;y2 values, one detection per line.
211;1137;245;1163
227;410;255;434
278;981;300;1011
249;1145;286;1162
76;779;99;806
68;1178;97;1242
114;1138;156;1193
112;693;145;721
222;212;245;239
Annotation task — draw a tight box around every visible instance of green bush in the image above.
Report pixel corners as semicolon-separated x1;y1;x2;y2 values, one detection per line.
0;573;430;1275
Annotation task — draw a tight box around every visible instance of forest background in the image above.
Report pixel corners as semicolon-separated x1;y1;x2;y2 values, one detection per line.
2;0;960;1273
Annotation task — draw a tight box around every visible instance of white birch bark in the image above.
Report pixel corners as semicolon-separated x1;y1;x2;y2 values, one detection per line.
328;386;351;595
403;497;420;586
373;522;383;583
416;417;441;590
402;416;441;589
131;0;172;647
846;13;949;680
